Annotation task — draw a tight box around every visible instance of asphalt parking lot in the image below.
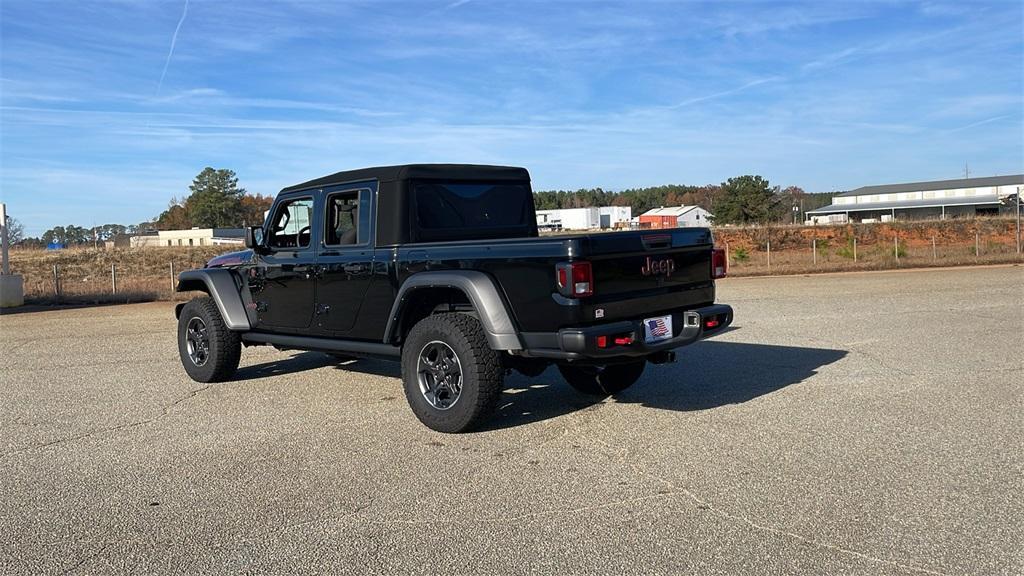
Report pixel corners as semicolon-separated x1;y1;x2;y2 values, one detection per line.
1;265;1021;575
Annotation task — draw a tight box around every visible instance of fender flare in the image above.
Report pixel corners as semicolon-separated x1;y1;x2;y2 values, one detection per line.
384;271;522;351
174;269;251;331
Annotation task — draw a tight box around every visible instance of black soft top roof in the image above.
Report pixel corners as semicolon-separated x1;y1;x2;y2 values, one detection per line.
281;164;530;194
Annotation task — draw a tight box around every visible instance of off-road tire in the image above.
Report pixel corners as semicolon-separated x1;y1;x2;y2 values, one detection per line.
177;297;242;383
401;313;504;433
558;361;646;396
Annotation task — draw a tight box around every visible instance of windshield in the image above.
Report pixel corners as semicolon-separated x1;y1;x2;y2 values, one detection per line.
413;180;536;242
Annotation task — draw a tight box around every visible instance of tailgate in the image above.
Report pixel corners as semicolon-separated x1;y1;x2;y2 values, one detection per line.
580;228;715;322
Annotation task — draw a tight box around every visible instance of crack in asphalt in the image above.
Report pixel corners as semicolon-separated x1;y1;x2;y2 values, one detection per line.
586;436;952;576
237;500;376;543
360;491;684;527
767;327;908;379
4;357;171;371
59;541;110;576
1;548;34;574
1;384;213;459
0;338;36;356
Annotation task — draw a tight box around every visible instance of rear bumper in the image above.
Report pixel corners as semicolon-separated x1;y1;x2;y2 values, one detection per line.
518;303;733;361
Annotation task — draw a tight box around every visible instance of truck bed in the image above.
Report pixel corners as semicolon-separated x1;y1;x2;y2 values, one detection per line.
392;227;716;333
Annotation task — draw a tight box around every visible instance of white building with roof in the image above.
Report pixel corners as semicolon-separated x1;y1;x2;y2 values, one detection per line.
598;206;632;229
537;207;632;230
536;208;599;230
131;228;246;248
639;206;713;228
806;174;1023;224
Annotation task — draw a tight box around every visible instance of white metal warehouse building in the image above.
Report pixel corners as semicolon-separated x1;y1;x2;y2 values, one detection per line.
536;207;632;230
131;228;246;248
807;175;1023;224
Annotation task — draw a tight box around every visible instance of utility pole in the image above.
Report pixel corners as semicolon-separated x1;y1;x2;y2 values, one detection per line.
963;162;970;179
0;203;26;307
1016;186;1021;254
1;204;9;275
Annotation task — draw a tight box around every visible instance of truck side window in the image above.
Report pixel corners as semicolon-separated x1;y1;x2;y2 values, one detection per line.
412;181;533;242
268;197;314;249
325;190;370;246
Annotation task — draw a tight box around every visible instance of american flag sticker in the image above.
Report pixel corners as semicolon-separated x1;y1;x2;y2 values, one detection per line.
644;315;673;342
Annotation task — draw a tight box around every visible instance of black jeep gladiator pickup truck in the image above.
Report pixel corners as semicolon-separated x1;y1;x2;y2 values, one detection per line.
174;164;732;432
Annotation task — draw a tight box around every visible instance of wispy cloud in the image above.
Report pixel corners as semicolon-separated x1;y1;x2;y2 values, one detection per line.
665;77;782;110
944;114;1015;133
931;94;1021;118
156;0;189;95
149;87;225;103
800;25;970;75
710;6;871;38
801;47;864;72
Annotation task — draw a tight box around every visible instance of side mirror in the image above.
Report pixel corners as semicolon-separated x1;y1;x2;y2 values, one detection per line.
245;226;266;252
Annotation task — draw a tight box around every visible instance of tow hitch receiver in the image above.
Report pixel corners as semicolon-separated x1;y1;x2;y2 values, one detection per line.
648;350;676;364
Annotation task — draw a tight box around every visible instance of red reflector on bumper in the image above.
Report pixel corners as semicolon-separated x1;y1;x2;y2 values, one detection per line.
614;336;633;346
705;318;720;328
596;335;608;348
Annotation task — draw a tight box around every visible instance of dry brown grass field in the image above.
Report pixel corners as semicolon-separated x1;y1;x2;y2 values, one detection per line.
713;217;1023;276
8;246;227;304
6;217;1021;304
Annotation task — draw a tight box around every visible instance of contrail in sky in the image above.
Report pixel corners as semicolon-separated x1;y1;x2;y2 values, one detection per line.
156;0;190;95
666;77;779;110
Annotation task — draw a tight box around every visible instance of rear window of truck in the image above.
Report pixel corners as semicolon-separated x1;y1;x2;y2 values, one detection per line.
413;181;535;241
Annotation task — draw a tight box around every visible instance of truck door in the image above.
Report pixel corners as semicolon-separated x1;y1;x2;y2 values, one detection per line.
314;183;377;335
252;194;318;331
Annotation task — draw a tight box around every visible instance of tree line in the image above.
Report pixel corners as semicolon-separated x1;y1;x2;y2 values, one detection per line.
12;168;834;248
16;167;274;248
534;175;833;225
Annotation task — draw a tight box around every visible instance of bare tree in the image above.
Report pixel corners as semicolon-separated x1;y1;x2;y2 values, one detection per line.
4;216;25;245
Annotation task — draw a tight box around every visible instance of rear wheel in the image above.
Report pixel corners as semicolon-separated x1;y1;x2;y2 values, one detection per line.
177;297;241;383
558;360;646;396
401;313;504;433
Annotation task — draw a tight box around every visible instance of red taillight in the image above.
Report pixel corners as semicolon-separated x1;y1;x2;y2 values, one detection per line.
596;334;633;349
555;261;593;298
712;248;727;279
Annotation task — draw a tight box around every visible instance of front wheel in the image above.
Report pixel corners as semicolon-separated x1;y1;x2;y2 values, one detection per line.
401;313;504;433
177;297;241;383
558;360;646;396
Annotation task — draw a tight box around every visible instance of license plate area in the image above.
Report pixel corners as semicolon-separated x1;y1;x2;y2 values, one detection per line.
643;314;673;344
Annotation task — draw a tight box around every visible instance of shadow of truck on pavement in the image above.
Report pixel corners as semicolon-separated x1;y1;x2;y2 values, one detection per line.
228;339;847;431
487;340;847;430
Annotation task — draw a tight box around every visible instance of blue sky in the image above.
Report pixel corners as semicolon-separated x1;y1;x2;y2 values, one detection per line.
1;1;1021;235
